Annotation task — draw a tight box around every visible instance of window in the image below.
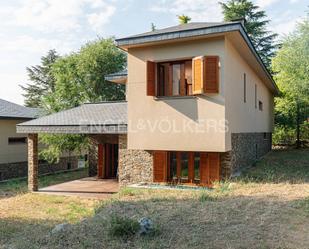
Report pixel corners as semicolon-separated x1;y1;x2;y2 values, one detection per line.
154;151;220;186
243;73;246;103
157;60;192;97
259;100;263;111
8;137;27;145
148;56;219;97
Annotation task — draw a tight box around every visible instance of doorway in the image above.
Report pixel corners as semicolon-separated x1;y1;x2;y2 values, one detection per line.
98;143;118;179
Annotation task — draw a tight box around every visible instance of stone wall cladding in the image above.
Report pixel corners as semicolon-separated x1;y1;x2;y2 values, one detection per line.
88;138;98;177
118;134;153;186
230;132;272;175
0;156;79;181
220;151;232;180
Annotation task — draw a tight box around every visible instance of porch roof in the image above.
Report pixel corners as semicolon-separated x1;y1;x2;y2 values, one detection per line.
16;101;127;134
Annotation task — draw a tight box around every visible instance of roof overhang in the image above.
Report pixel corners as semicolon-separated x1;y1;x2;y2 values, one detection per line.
105;71;127;84
16;124;127;134
16;102;128;134
116;23;279;95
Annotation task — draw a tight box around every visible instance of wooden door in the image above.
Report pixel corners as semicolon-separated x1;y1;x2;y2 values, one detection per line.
97;144;104;178
153;151;167;182
200;152;220;186
104;144;118;178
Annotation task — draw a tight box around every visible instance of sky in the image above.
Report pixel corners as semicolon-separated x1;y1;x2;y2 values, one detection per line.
0;0;307;105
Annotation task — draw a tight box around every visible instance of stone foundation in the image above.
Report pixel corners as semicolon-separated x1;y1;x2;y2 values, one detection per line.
0;156;79;182
220;151;232;180
227;132;272;176
118;134;153;186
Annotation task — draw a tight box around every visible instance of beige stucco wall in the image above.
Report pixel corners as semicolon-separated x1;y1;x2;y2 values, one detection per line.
0;119;29;164
126;35;274;152
127;37;228;152
224;37;274;149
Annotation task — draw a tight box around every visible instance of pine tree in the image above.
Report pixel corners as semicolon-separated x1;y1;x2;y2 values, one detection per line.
220;0;278;69
20;49;59;107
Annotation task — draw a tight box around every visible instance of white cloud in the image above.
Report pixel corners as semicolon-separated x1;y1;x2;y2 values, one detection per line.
150;0;223;23
87;3;116;31
0;73;27;105
255;0;280;8
0;0;118;105
1;0;117;33
272;17;301;35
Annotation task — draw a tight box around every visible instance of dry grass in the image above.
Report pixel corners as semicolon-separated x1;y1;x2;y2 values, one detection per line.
1;149;309;249
0;169;99;248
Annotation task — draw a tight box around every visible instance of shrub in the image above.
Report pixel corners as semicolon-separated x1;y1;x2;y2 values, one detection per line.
109;215;140;237
273;125;295;145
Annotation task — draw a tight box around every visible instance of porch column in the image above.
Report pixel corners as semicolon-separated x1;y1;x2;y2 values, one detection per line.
28;133;38;191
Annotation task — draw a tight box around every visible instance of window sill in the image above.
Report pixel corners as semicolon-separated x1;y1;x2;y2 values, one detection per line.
154;95;197;101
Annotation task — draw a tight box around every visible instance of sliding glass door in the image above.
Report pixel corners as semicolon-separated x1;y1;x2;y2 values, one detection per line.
168;151;200;184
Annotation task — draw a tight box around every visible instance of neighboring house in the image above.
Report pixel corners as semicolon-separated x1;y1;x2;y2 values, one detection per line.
0;99;81;181
17;21;279;190
0;98;40;180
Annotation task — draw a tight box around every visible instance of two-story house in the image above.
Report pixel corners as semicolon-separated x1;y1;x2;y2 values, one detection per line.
17;21;279;190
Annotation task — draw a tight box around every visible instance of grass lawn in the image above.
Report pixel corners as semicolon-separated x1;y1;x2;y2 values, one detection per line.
1;149;309;249
0;168;99;248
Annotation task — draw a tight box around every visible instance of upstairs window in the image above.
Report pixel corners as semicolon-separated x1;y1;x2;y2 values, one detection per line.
147;56;219;97
156;60;192;97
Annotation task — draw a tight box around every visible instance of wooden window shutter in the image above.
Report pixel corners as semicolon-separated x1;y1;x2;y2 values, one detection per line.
153;151;167;182
204;56;219;93
147;61;156;96
208;153;220;183
192;56;204;94
199;152;209;186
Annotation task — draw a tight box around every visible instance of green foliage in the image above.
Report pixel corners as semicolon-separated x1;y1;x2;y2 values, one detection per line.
38;38;126;162
20;49;60;107
109;215;140;237
272;16;309;146
272;125;296;145
220;0;278;69
43;38;126;113
39;134;88;164
177;14;191;24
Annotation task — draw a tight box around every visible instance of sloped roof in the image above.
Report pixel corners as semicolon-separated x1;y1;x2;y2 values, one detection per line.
116;21;238;47
0;98;40;119
116;21;279;95
119;22;228;40
17;101;127;134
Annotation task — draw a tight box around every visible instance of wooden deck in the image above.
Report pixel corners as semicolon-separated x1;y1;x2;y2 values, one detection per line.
38;177;119;199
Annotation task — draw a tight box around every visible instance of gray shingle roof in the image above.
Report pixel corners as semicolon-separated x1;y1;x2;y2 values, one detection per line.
0;98;41;119
17;101;127;134
120;22;228;40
